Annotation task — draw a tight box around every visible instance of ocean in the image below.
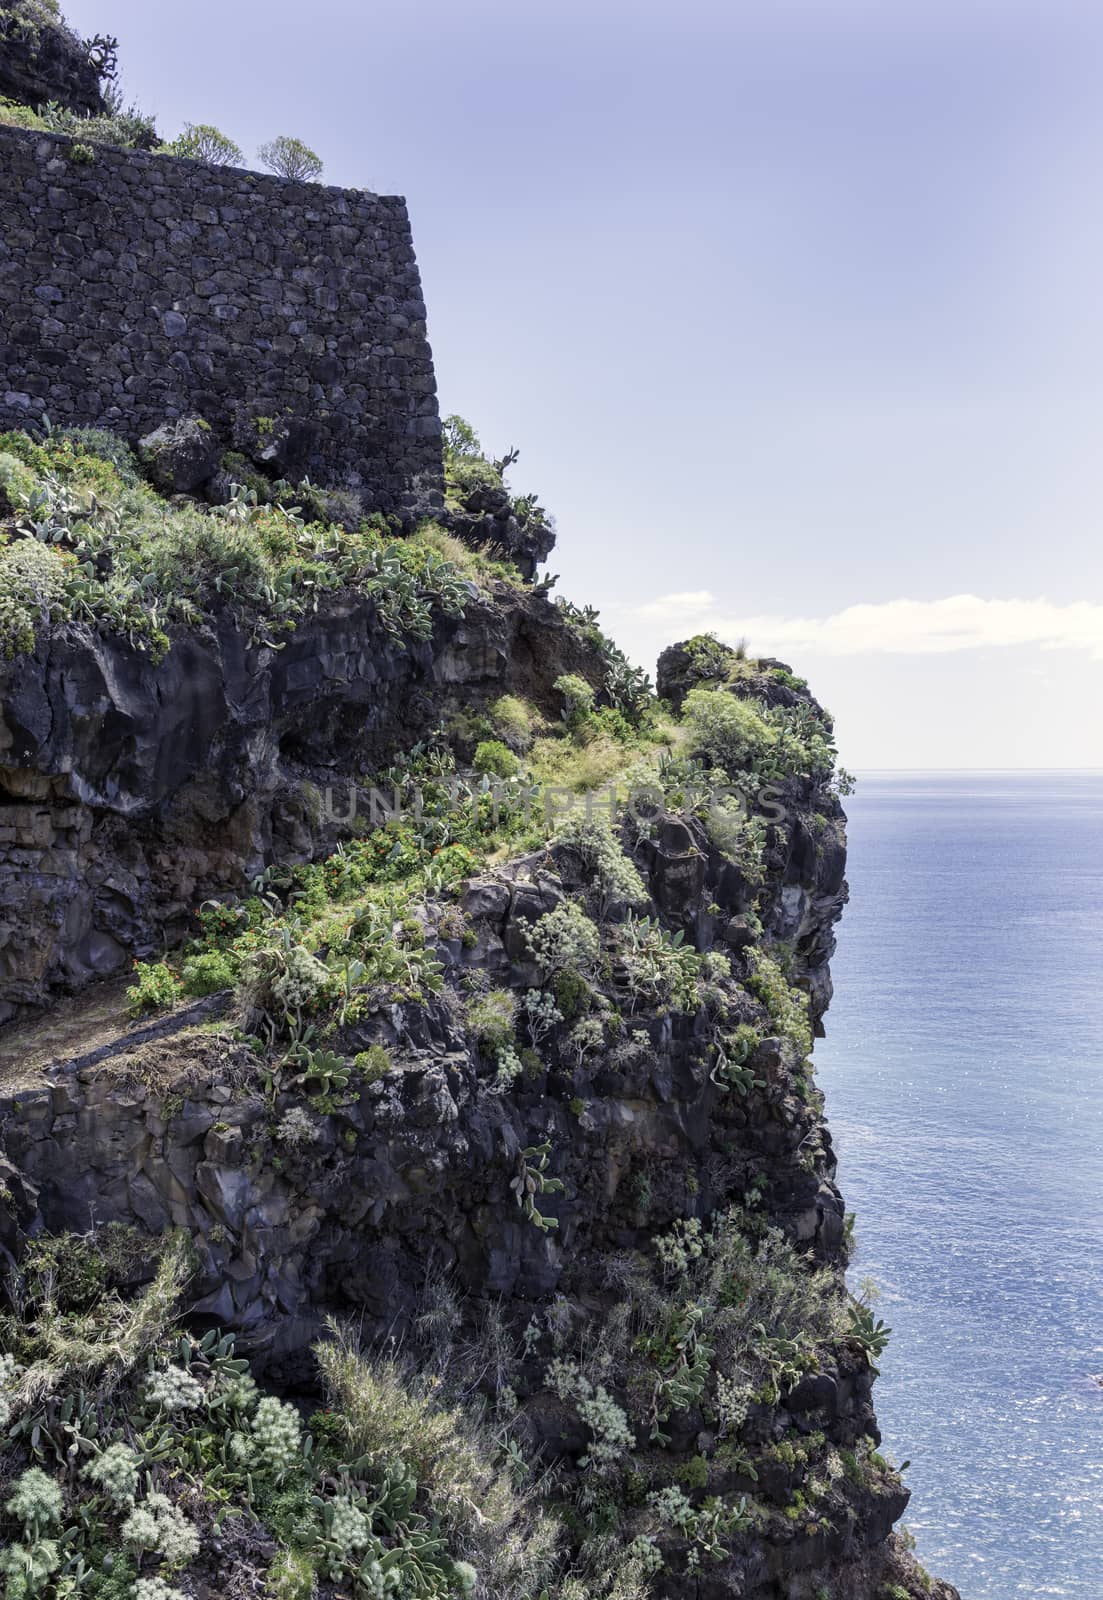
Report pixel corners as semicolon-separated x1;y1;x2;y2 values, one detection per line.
815;771;1103;1600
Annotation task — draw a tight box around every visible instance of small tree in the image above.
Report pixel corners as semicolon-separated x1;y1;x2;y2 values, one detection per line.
442;414;482;462
168;123;242;166
258;135;323;182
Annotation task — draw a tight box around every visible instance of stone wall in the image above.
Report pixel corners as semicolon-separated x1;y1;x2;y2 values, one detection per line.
0;127;443;514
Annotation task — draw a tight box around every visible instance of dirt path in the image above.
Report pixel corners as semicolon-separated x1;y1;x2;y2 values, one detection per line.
0;981;229;1091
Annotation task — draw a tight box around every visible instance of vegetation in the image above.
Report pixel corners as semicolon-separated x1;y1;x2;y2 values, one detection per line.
0;1191;884;1598
0;1246;558;1600
257;135;323;182
0;86;158;150
157;123;242;165
0;386;885;1596
0;429;480;661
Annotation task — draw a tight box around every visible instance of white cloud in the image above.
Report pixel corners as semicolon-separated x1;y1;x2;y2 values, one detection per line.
611;593;1103;660
633;590;716;620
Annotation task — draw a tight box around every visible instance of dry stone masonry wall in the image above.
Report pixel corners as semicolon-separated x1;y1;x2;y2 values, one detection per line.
0;126;443;513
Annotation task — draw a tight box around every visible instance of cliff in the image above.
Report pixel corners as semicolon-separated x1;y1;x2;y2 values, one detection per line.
0;1;106;117
0;424;957;1600
0;13;960;1586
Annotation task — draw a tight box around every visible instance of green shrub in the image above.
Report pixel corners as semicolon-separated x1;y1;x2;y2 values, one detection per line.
473;739;520;778
0;451;37;513
314;1323;560;1597
36;96;159;151
551;967;591;1021
162;122;242;165
746;948;812;1059
0;95;47;132
56;427;140;486
21;1223;158;1312
677;1453;710;1491
553;672;595;732
240;940;335;1031
126;960;183;1016
489;693;533;748
265;1550;315;1600
5;1466;63;1537
524;901;601;979
683;685;776;776
466;989;517;1056
615;915;701;1012
553;813;647;910
442;414;483;462
0;538;68;658
258;135;323;181
180;948;237;996
353;1044;392;1083
0;431;470;655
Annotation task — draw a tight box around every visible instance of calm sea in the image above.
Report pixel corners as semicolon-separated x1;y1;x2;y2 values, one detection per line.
815;772;1103;1600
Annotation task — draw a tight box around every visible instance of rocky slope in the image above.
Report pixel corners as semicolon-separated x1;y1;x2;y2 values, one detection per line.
0;576;589;1018
0;0;108;118
0;423;958;1600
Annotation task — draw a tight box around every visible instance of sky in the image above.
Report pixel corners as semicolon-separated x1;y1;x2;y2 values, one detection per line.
63;0;1103;768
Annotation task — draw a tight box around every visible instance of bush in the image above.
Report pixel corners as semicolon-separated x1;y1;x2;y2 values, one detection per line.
56;427;141;486
746;948;812;1059
241;940;335;1031
264;1551;314;1600
247;1395;303;1474
274;1106;320;1147
0;1539;61;1593
135;1580;189;1600
554;672;595;732
258;135;324;182
5;1467;63;1537
473;739;520;778
0;450;37;511
354;1044;392;1084
442;415;483;462
490;694;533;749
126;960;183;1017
314;1323;560;1598
683;685;776;776
0;432;471;657
524;901;601;979
180;948;237;996
82;1441;140;1506
36;97;159;151
121;1491;199;1563
0;538;68;659
466;989;517;1056
553;813;647;910
21;1222;158;1312
163;122;242;165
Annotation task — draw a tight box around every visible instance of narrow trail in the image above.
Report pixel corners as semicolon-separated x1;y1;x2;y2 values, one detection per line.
0;982;228;1090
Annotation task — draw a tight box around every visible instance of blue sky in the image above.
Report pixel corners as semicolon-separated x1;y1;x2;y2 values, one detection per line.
65;0;1103;767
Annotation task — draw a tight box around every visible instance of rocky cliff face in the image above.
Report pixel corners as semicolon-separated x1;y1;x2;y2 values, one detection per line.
0;583;591;1019
0;1;106;116
0;547;956;1597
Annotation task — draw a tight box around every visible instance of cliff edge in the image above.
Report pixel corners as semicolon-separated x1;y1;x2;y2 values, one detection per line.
0;422;958;1600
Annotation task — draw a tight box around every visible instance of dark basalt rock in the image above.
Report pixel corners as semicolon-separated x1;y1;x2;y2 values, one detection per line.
232;408;322;482
446;479;557;580
656;633;736;709
0;3;105;116
138;416;222;495
0;585;600;1017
